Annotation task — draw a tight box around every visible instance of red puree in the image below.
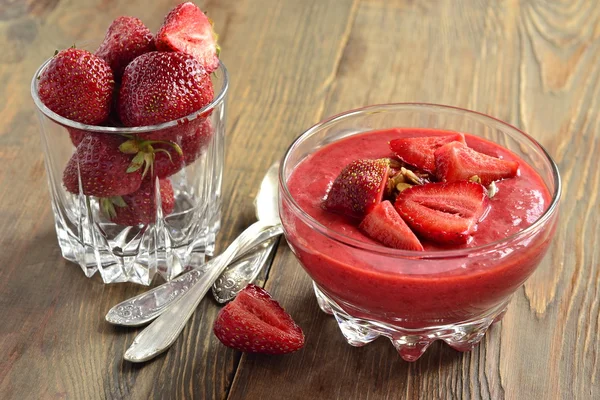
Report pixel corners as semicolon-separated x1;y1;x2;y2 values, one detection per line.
282;128;557;327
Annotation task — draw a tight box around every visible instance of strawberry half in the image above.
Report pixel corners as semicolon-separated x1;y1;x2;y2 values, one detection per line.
95;16;155;81
155;2;220;73
394;181;488;245
389;133;465;174
359;201;424;251
213;284;305;354
102;178;175;226
37;48;114;125
435;141;519;186
118;51;214;127
63;133;143;197
324;159;390;219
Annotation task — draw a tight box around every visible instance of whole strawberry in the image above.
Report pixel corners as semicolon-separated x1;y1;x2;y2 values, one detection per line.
37;48;114;125
68;128;87;147
213;284;305;354
144;117;214;177
155;2;220;73
102;178;175;226
118;51;214;127
63;134;142;197
95;16;155;81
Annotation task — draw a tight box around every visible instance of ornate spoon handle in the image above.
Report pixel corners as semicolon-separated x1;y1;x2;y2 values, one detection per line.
106;225;283;327
124;221;278;363
212;231;281;303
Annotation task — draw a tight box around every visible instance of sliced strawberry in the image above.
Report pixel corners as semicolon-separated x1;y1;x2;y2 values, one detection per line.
213;284;304;354
359;201;424;251
324;159;390;219
155;2;220;73
394;182;488;245
389;133;465;173
434;141;519;186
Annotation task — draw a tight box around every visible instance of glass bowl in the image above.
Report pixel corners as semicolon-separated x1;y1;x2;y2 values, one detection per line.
31;51;228;285
279;103;561;361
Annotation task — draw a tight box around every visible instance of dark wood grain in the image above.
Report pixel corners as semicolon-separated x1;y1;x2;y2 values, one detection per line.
227;0;600;399
0;0;598;399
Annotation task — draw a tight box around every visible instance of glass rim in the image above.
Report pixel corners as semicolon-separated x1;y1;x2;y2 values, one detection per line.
279;102;562;259
30;57;229;133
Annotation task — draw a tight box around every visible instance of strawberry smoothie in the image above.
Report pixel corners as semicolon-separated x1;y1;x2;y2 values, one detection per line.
281;128;558;328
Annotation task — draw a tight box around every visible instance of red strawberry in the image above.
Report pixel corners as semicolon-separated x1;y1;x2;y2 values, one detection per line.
359;201;424;251
95;16;155;81
324;159;390;219
434;141;519;186
142;118;214;177
67;112;124;146
63;134;142;197
118;51;214;127
103;178;175;226
389;133;465;174
394;182;488;245
213;284;304;354
68;128;87;146
38;48;114;125
155;2;220;73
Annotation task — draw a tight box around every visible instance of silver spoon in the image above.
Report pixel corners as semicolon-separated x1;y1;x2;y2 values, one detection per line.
123;163;282;362
105;163;282;326
212;162;282;303
105;241;276;326
212;236;278;303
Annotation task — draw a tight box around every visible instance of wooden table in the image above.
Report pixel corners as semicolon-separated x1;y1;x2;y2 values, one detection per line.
1;0;598;398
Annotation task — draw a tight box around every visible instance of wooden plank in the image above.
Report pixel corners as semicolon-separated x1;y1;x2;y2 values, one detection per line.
0;0;358;399
228;0;600;399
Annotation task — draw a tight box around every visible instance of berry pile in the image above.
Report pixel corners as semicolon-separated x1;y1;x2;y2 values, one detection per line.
324;132;520;249
37;2;220;226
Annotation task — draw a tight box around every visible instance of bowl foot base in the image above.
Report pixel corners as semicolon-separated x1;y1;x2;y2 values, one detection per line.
312;282;510;361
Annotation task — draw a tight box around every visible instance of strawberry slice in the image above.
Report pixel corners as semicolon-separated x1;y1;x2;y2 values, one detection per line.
394;182;488;245
434;141;519;186
389;133;465;173
359;201;424;251
213;284;305;354
155;2;220;73
324;159;390;219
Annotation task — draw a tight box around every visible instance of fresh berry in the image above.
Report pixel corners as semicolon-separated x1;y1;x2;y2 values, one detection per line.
68;128;87;146
434;141;519;186
63;133;142;197
155;2;220;73
38;48;114;125
359;201;424;251
324;159;390;219
389;133;465;174
102;178;175;226
95;16;155;81
118;51;214;127
147;118;213;177
213;284;305;354
394;181;488;245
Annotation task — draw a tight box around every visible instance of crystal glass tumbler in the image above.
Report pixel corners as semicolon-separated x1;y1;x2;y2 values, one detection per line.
279;103;560;361
31;58;228;285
